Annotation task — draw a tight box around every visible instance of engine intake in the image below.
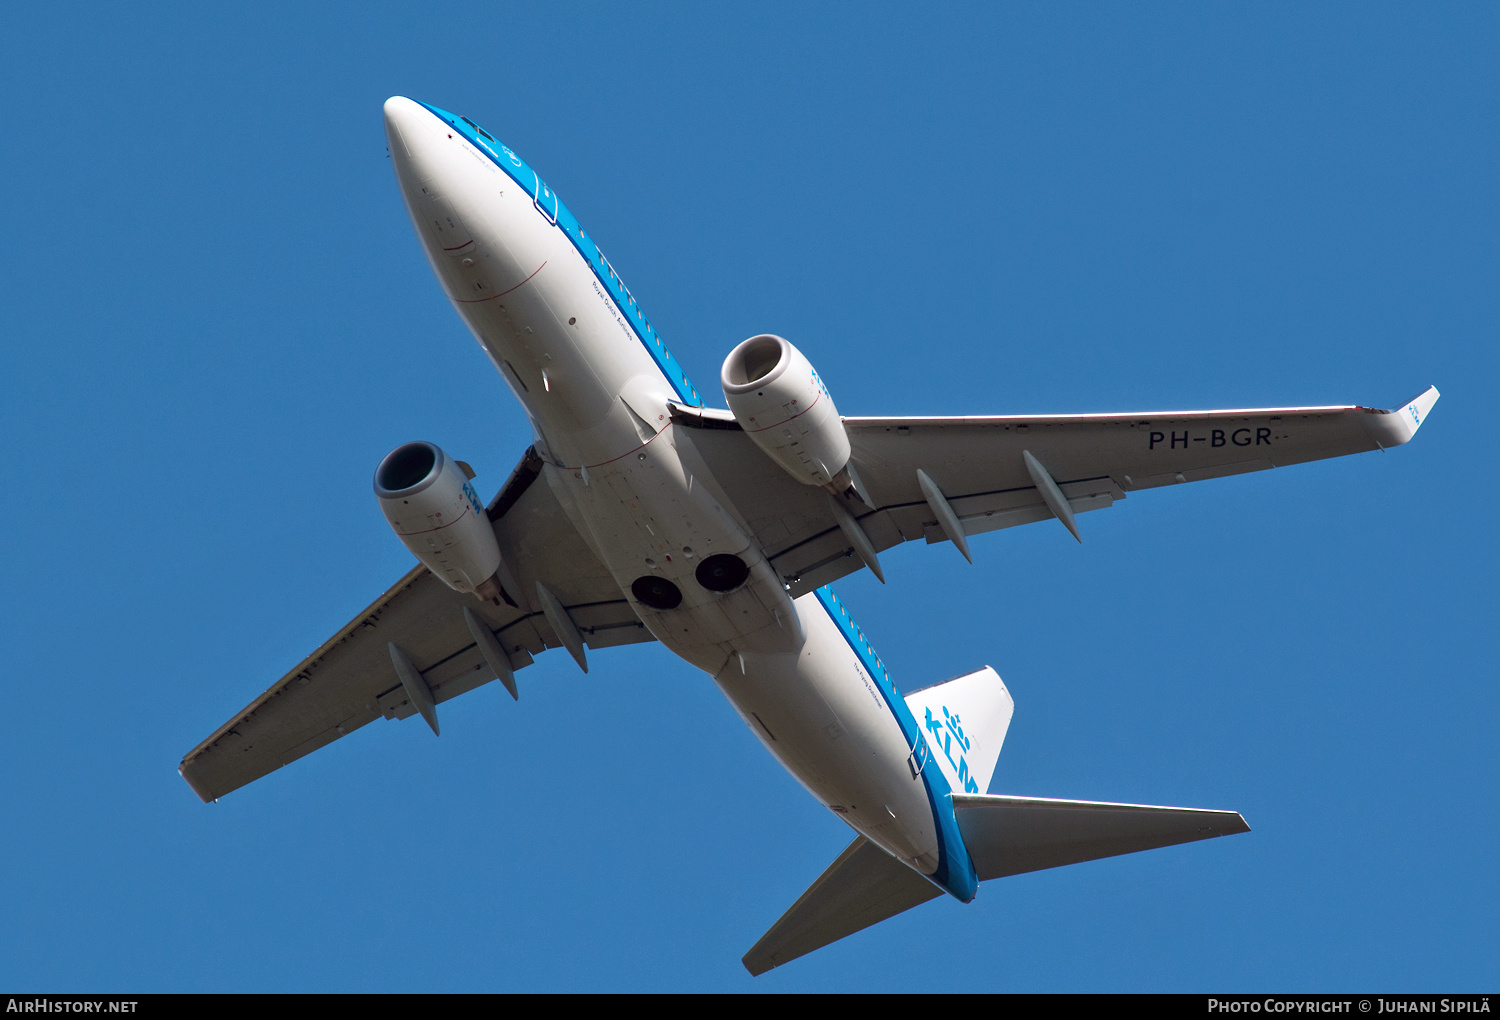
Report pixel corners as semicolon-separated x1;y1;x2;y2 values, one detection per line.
721;334;851;488
375;441;503;599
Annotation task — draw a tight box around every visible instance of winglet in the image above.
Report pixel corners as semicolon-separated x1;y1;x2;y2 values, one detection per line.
180;763;214;804
1364;386;1440;448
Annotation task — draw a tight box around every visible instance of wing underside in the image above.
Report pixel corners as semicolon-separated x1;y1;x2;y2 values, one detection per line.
674;387;1437;595
179;447;650;802
183;387;1437;799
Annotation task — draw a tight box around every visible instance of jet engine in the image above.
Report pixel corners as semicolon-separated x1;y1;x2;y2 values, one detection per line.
721;334;853;489
374;441;504;601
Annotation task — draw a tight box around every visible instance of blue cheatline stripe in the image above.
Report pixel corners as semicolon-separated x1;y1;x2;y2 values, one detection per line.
415;101;703;408
813;585;978;902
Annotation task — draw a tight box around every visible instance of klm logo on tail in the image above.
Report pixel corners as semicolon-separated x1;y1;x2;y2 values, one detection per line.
923;705;980;793
904;667;1014;797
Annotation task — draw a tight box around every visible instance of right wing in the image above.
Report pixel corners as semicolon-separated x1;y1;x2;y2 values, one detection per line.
179;447;650;802
672;387;1438;595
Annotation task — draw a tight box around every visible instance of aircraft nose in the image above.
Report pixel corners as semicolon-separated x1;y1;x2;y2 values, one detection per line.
383;95;439;160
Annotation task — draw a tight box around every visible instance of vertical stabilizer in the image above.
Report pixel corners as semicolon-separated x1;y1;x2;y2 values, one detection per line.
903;667;1013;794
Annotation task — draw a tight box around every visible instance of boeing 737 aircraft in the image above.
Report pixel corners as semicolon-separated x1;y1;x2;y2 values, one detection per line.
180;97;1438;975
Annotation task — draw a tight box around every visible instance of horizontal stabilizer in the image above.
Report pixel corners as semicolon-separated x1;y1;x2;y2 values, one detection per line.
742;836;940;977
952;793;1249;880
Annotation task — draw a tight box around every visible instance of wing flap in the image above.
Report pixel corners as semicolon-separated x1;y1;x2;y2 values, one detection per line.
952;793;1250;881
742;836;940;977
280;718;363;768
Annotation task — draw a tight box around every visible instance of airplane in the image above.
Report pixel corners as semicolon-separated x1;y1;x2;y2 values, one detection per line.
179;96;1439;976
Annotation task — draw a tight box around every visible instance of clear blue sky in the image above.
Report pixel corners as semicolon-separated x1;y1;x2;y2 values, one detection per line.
2;2;1495;992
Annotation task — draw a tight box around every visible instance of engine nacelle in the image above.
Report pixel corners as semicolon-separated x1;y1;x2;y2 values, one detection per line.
721;334;850;488
374;441;502;598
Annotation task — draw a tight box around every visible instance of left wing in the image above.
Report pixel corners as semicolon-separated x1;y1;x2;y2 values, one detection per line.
179;447;650;802
672;387;1438;595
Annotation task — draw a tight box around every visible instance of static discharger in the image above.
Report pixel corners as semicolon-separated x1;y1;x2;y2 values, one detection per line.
388;642;440;736
535;581;588;672
916;468;972;563
827;494;885;583
464;607;518;700
1022;449;1082;543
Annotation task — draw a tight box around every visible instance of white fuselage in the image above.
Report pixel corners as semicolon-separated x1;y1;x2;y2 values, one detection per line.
383;97;968;892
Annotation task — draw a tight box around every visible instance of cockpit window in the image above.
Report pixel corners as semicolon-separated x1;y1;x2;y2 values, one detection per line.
459;116;496;142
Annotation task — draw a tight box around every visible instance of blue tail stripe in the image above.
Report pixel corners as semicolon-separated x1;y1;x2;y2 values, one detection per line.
813;585;978;902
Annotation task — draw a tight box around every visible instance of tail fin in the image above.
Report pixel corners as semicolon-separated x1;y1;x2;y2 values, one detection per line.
743;665;1013;977
743;667;1251;975
743;795;1250;975
903;666;1013;794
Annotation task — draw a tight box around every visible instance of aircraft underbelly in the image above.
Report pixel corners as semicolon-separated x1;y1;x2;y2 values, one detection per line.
537;413;940;869
452;224;625;451
538;458;939;867
397;120;659;463
714;601;942;872
396;106;944;876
